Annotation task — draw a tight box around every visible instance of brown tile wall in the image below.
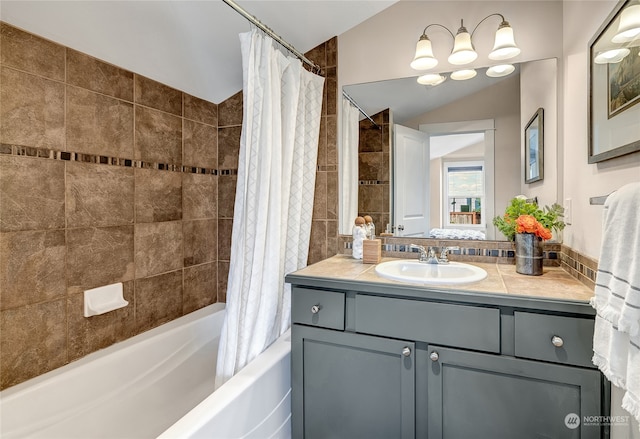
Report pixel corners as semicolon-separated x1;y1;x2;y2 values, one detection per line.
358;109;390;231
305;37;339;264
0;23;339;389
0;22;227;389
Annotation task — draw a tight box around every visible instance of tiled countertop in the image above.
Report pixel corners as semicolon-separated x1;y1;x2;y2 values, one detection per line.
289;254;594;303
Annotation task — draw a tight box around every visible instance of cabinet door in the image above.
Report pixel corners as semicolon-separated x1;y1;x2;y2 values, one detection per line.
427;346;603;439
292;325;415;439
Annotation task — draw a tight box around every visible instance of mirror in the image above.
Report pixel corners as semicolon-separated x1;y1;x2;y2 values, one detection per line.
341;58;558;241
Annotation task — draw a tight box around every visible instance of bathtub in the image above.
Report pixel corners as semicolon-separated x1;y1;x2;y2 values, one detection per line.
0;303;292;439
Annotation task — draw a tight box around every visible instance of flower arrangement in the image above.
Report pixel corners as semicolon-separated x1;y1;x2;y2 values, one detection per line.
493;196;565;241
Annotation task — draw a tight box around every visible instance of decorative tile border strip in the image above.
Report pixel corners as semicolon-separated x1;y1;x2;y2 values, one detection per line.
358;180;390;185
560;244;598;289
0;143;239;176
339;236;561;266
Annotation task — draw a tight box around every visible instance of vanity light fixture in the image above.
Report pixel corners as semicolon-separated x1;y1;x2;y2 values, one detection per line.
612;3;640;43
486;64;515;77
450;69;477;80
594;47;631;64
410;13;521;71
417;73;447;86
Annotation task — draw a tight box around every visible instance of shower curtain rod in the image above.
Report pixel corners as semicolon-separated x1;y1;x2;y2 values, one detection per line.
222;0;322;73
342;91;380;129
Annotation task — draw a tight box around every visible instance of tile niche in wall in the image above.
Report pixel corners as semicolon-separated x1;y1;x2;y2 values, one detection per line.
0;22;338;389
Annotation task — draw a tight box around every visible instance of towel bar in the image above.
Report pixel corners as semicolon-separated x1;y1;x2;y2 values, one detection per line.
589;193;613;205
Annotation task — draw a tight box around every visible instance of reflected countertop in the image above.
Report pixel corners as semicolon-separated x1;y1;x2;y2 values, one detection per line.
288;254;594;304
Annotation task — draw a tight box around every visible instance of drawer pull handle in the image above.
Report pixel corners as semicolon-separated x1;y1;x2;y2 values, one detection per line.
402;347;412;357
311;305;321;314
429;351;439;362
551;335;564;347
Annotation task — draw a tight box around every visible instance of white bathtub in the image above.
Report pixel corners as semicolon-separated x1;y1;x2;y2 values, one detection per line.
0;303;292;439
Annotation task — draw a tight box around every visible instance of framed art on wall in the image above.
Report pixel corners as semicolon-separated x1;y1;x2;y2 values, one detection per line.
525;108;544;184
588;0;640;163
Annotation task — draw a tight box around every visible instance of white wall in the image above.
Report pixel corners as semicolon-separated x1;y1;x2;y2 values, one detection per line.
562;1;640;261
339;1;563;89
563;5;640;434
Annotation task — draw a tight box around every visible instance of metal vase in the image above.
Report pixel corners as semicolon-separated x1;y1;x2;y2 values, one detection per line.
515;233;543;275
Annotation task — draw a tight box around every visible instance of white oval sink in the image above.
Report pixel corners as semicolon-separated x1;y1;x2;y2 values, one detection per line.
374;260;487;285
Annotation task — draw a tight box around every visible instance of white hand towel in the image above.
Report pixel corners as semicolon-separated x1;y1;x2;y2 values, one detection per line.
591;182;640;425
623;332;640;421
591;182;640;335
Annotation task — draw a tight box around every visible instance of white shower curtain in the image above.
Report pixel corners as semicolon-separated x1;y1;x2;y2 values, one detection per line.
340;97;360;233
216;29;325;386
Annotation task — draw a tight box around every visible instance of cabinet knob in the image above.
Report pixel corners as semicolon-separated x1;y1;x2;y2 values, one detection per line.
402;347;412;357
429;351;439;362
311;305;321;314
551;335;564;347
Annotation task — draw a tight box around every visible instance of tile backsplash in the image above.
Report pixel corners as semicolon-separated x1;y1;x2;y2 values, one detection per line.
0;21;338;389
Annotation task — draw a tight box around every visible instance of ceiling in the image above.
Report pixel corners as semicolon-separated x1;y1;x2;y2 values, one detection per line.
0;0;397;104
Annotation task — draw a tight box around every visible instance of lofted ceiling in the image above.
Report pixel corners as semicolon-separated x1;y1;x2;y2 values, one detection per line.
0;0;397;104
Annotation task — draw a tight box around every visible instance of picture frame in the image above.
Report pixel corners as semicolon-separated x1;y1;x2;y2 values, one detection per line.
524;108;544;184
588;0;640;163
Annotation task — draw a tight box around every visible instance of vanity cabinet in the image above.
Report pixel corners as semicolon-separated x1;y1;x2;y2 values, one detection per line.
288;279;609;439
292;326;415;439
426;345;601;439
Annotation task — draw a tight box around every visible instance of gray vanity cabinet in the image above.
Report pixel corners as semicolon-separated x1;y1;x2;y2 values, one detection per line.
426;345;602;439
292;325;416;439
288;280;608;439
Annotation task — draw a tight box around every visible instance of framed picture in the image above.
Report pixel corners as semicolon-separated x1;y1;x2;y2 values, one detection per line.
524;108;544;184
588;0;640;163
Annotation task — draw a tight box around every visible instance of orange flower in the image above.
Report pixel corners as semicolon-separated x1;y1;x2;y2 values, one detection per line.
515;214;553;240
536;223;552;240
516;215;538;234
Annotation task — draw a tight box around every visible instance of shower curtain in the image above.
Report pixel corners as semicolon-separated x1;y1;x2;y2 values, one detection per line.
340;97;360;233
216;29;325;386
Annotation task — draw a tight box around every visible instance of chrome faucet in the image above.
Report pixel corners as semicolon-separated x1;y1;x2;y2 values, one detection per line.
410;244;460;264
438;246;460;264
410;244;439;264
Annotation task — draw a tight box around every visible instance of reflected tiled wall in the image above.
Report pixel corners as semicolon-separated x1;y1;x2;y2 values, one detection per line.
0;23;338;389
358;109;390;231
0;22;229;389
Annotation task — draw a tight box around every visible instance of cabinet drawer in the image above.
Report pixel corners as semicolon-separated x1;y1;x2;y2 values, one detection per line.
355;294;500;353
292;287;345;330
514;312;595;368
